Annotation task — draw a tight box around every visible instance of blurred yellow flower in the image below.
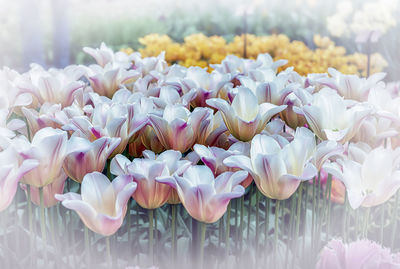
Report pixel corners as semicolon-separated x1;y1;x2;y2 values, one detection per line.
122;33;387;76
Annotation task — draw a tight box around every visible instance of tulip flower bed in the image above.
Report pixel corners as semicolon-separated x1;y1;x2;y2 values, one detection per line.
1;43;400;269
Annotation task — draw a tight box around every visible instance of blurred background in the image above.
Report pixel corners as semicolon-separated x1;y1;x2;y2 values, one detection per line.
0;0;399;79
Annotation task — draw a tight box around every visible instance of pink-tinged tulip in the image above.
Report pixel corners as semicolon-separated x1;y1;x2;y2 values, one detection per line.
131;52;168;77
110;155;171;209
0;145;38;211
22;103;64;137
19;127;68;187
364;88;400;144
280;86;313;129
318;67;386;101
211;54;286;77
0;108;26;139
85;63;140;98
139;126;166;154
152;85;196;110
224;127;317;200
143;150;191;204
83;42;133;69
317;239;400;269
352;114;398;148
206;87;286;142
194;142;253;188
149;104;212;152
328;143;400;209
56;172;136;236
313;140;344;172
295;89;372;143
195;111;229;148
157;166;247;223
64;101;148;157
21;169;67;208
181;67;230;108
63;136;121;183
0;67;33;113
237;76;292;105
18;64;85;108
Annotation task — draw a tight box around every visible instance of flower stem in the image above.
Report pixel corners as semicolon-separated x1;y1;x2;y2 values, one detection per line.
239;195;244;254
106;236;112;268
154;209;158;262
200;222;207;269
311;176;316;250
39;187;48;265
171;204;177;264
363;207;370;238
148;209;154;263
264;197;270;264
391;193;399;249
380;204;385;244
292;183;303;266
302;183;308;256
107;159;112;180
234;198;239;251
225;202;231;256
247;185;253;240
274;200;281;258
127;200;132;253
326;174;332;241
285;194;296;268
343;191;348;242
27;185;34;268
84;226;90;267
255;190;260;256
2;205;9;268
136;203;140;264
192;218;199;261
366;37;371;77
218;217;223;250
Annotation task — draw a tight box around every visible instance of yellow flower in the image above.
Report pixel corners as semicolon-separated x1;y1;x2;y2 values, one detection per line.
121;33;387;76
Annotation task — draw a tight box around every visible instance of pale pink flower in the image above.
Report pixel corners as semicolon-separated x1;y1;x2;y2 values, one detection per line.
280;85;313;129
22;103;64;137
84;63;140;98
0;144;38;211
148;104;212;152
181;66;230;108
17;64;85;108
328;143;400;209
143;150;191;204
194;142;253;188
63;136;121;183
19;127;68;187
294;89;371;143
317;239;400;269
110;155;172;209
157;166;247;223
195;110;228;147
64;101;148;157
56;172;136;236
21;169;67;208
318;68;386;101
0;67;33;113
83;42;133;69
224;127;317;200
206;87;286;142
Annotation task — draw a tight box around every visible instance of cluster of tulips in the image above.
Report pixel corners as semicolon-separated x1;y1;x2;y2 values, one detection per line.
1;42;400;268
